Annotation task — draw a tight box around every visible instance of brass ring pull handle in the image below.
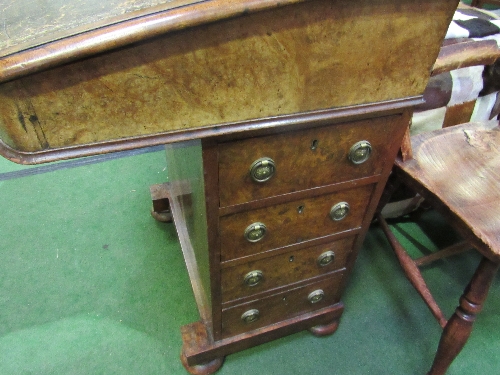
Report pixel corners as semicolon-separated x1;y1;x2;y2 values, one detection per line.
244;222;267;242
241;309;260;323
249;157;276;182
244;270;264;286
308;289;325;304
330;202;350;221
349;140;372;164
317;251;335;267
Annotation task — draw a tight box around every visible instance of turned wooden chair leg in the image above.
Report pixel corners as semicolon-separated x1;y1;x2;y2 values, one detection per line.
427;256;500;375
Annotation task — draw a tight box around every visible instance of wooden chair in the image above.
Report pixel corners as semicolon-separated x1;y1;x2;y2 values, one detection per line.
376;39;500;375
471;0;500;9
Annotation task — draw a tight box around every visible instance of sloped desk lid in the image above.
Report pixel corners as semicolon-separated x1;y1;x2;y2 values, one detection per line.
0;0;310;83
0;0;204;58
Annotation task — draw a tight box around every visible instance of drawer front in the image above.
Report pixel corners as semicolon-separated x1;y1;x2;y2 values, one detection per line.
221;237;354;303
219;184;373;261
218;115;402;207
221;271;345;338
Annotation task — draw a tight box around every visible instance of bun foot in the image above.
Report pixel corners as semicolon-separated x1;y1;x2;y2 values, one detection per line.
180;352;224;375
150;207;173;222
308;319;340;337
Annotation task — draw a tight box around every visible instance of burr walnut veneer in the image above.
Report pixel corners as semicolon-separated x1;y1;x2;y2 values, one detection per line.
0;0;458;374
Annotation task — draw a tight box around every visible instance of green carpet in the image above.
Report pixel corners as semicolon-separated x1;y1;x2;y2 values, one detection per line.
0;149;498;374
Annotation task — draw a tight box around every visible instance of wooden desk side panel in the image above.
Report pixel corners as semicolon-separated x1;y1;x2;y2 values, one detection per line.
0;0;457;153
164;140;213;328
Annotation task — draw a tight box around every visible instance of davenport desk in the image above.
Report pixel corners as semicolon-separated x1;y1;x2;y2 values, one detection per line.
0;0;458;373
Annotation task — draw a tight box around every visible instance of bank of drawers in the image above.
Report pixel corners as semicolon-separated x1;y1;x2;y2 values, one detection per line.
217;115;401;338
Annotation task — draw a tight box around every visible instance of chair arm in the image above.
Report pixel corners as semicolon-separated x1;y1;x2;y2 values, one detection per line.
432;39;500;76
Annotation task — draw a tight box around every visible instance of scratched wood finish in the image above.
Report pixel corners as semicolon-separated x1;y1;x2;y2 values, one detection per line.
396;121;500;260
0;0;201;57
0;0;308;83
219;184;373;262
220;237;354;303
220;271;345;338
218;115;403;207
0;0;457;154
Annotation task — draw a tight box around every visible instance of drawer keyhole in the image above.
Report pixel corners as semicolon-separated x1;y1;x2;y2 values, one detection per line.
311;139;319;150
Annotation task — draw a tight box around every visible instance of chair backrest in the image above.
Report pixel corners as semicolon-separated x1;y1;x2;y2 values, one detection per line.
400;38;500;161
414;3;500;131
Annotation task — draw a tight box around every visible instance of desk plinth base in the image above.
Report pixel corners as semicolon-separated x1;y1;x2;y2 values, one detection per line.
180;304;344;375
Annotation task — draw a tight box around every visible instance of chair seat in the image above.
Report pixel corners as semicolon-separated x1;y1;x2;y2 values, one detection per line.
394;120;500;260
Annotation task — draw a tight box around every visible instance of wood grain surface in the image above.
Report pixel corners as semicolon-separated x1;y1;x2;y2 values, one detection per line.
218;115;402;207
220;237;354;303
397;121;500;259
219;184;374;261
0;0;457;154
0;0;200;57
220;271;345;338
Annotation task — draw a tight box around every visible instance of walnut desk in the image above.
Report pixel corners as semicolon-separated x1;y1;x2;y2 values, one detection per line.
0;0;458;373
